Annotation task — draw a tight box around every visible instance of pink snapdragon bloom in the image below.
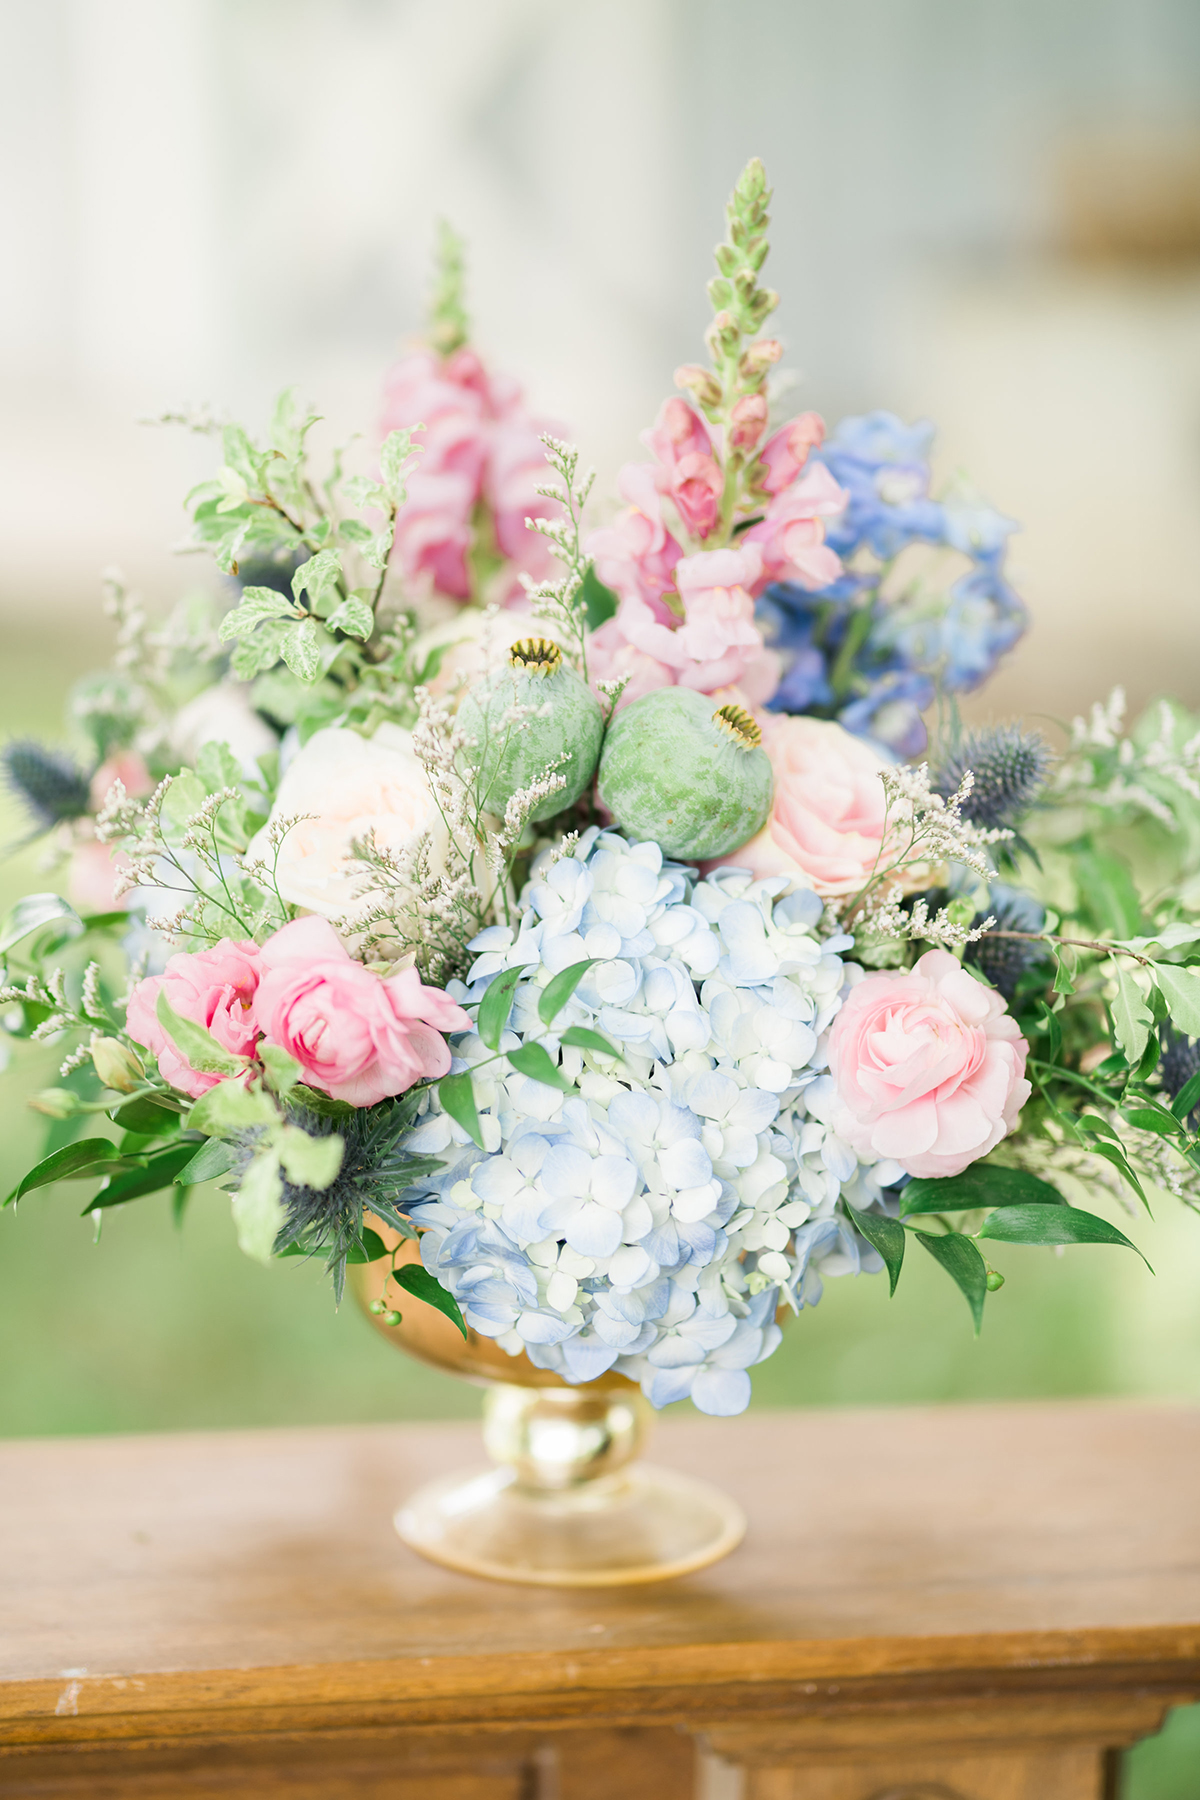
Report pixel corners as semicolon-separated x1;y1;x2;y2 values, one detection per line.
253;916;469;1107
728;393;769;452
589;464;684;609
643;398;723;539
743;462;847;589
389;469;476;601
589;543;780;709
757;412;825;495
381;344;562;601
828;950;1031;1179
126;940;263;1100
707;716;889;895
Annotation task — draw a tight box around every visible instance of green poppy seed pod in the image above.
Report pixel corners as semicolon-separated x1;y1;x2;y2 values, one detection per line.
458;637;604;823
597;688;773;861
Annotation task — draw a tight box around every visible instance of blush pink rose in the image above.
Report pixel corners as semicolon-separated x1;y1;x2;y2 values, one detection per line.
252;916;469;1107
827;950;1031;1179
743;461;847;589
125;940;263;1099
707;716;890;896
757;412;826;495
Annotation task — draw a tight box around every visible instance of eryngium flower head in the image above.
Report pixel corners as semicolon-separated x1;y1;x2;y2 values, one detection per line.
935;724;1051;832
1;740;92;833
1159;1029;1200;1126
966;882;1048;1002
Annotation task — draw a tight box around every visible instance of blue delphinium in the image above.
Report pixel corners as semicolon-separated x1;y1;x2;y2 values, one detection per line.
761;411;1027;755
395;830;899;1415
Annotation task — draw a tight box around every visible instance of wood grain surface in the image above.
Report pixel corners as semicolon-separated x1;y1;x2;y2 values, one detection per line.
2;1399;1198;1794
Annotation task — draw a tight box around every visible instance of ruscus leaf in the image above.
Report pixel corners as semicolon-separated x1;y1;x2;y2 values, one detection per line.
0;894;82;958
537;959;596;1027
507;1041;574;1091
88;1142;202;1211
915;1230;989;1332
558;1026;624;1060
476;965;528;1051
900;1165;1066;1216
391;1263;467;1338
174;1138;239;1186
438;1071;486;1148
155;991;247;1077
8;1138;128;1203
845;1203;905;1297
979;1201;1151;1269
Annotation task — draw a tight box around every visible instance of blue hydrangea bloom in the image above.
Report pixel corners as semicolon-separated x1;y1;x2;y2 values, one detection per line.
761;410;1026;755
396;830;900;1415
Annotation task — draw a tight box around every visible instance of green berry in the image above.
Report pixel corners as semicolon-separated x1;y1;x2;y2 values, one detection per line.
458;637;603;823
597;689;773;860
383;1309;402;1327
985;1269;1005;1292
368;1298;385;1315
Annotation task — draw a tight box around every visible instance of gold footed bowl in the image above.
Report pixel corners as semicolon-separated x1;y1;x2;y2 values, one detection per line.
351;1230;746;1587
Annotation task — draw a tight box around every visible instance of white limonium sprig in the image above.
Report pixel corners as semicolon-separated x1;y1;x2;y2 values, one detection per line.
520;435;595;681
392;829;898;1416
841;764;1010;946
1055;687;1200;825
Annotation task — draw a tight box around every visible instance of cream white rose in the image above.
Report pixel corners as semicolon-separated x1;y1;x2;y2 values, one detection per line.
245;724;447;928
172;683;278;775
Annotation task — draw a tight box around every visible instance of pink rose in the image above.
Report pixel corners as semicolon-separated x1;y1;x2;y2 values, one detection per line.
743;461;847;589
757;412;826;495
67;838;131;914
126;940;263;1099
707;716;889;896
828;950;1031;1179
89;751;152;812
253;916;469;1107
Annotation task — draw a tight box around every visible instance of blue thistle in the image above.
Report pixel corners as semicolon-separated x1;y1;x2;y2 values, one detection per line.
1;740;92;836
966;883;1049;1002
935;724;1052;833
1159;1029;1200;1126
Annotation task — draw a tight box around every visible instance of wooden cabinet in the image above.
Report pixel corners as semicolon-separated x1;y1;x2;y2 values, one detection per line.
3;1402;1198;1797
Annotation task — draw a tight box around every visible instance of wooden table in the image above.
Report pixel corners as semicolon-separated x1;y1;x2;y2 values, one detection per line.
3;1400;1199;1799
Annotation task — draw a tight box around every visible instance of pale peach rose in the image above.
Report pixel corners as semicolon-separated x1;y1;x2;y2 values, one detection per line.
707;715;889;896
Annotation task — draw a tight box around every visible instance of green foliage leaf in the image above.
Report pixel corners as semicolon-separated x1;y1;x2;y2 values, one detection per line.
438;1071;485;1148
259;1043;303;1097
558;1026;623;1059
507;1041;574;1091
290;1083;355;1119
1170;1068;1200;1121
217;587;296;642
0;894;82;958
277;1123;344;1190
108;1093;185;1135
979;1201;1151;1268
476;965;528;1051
195;740;247;794
338;518;374;545
1083;1137;1148;1209
1036;999;1062;1066
391;1262;467;1338
580;563;619;632
1075;850;1143;938
1121;1101;1183;1137
343;1225;389;1265
538;959;596;1027
380;427;418;504
1154;963;1200;1037
186;1078;277;1135
845;1202;905;1297
173;1137;239;1186
1111;967;1153;1064
232;1150;285;1264
291;548;343;608
231;619;291;679
899;1164;1065;1216
915;1229;988;1332
323;594;374;640
89;1142;202;1210
7;1138;130;1203
280;618;328;682
155;991;247;1077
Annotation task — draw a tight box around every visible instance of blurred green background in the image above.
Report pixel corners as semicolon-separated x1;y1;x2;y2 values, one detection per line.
2;631;1199;1796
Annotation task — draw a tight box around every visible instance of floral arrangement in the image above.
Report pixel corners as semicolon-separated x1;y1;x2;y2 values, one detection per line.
5;161;1200;1418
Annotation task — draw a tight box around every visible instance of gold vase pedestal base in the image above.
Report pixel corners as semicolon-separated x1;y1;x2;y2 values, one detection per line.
394;1382;746;1587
